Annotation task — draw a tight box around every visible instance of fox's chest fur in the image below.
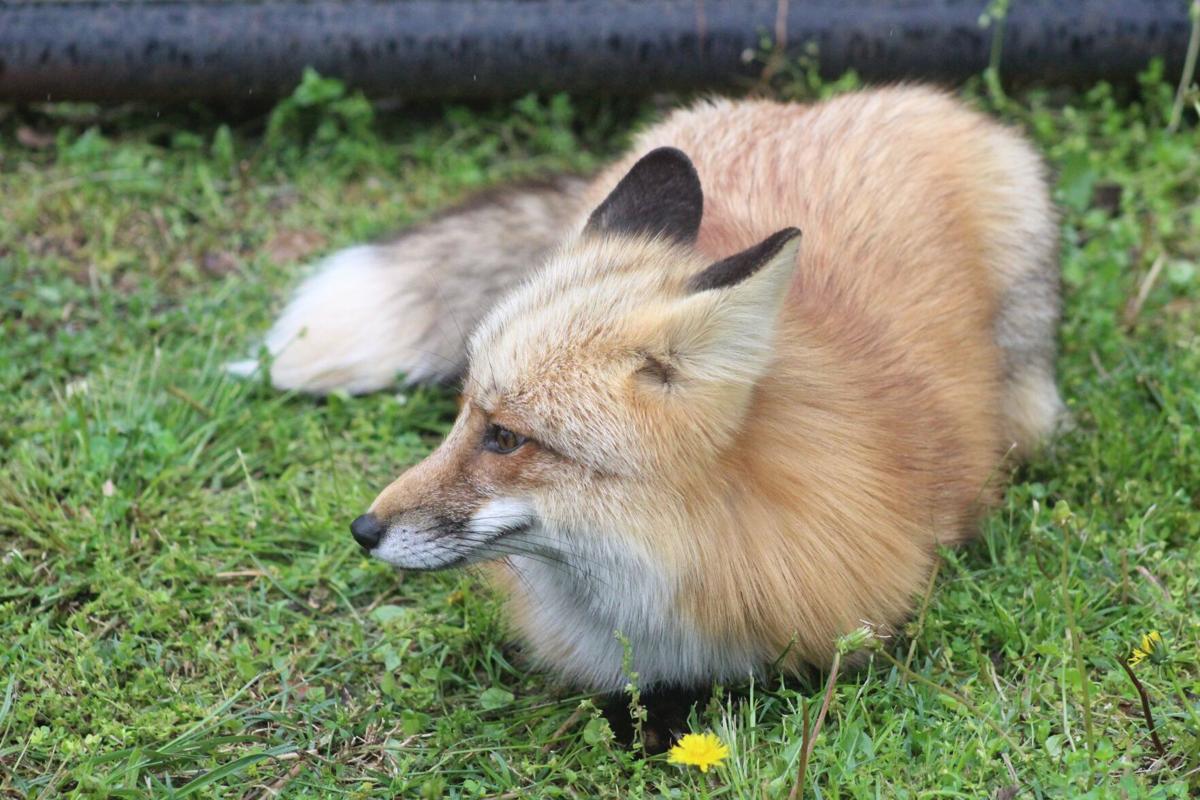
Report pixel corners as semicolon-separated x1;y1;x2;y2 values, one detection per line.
500;528;761;692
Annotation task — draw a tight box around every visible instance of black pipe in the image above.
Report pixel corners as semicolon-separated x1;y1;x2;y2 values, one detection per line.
0;0;1191;104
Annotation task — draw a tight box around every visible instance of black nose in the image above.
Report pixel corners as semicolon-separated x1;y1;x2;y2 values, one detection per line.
350;513;385;549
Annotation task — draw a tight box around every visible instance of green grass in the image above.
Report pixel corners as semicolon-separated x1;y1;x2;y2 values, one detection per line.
2;64;1199;798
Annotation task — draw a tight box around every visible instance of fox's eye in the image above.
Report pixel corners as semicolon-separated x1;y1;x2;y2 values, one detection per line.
485;425;527;454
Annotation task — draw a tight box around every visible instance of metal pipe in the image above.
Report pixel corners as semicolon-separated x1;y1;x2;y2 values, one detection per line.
0;0;1191;103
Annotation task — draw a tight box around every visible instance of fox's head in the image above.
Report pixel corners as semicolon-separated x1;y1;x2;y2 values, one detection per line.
350;147;801;571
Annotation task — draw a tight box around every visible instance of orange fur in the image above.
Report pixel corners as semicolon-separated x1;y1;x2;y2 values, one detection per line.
360;87;1062;690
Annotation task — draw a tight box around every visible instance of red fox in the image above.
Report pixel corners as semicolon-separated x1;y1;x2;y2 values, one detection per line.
232;87;1063;734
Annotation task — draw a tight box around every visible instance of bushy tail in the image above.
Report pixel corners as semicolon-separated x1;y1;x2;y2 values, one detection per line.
228;176;589;393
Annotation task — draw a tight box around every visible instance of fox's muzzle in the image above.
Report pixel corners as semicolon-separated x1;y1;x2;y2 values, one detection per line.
350;495;540;571
349;401;548;569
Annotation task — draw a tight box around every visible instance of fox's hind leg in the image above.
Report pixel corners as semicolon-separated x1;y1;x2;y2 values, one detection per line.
995;268;1067;456
974;128;1067;457
228;176;589;394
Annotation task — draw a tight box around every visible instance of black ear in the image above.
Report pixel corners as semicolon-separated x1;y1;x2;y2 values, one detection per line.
686;228;802;292
583;147;703;245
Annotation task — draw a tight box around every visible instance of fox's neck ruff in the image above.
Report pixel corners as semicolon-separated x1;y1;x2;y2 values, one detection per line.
501;520;760;694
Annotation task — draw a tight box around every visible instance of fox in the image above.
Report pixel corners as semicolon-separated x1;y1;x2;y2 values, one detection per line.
231;86;1064;741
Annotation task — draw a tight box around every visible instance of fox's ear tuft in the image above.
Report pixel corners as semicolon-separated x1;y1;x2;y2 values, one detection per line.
636;352;677;386
659;228;801;387
584;147;703;246
687;227;802;293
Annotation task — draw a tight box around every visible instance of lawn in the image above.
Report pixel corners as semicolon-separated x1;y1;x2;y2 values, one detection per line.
1;63;1198;798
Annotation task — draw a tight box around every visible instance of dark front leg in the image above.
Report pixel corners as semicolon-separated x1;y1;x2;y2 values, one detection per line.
600;685;712;754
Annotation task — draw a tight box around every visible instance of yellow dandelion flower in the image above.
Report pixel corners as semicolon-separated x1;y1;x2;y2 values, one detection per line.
667;732;729;773
1128;630;1164;667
